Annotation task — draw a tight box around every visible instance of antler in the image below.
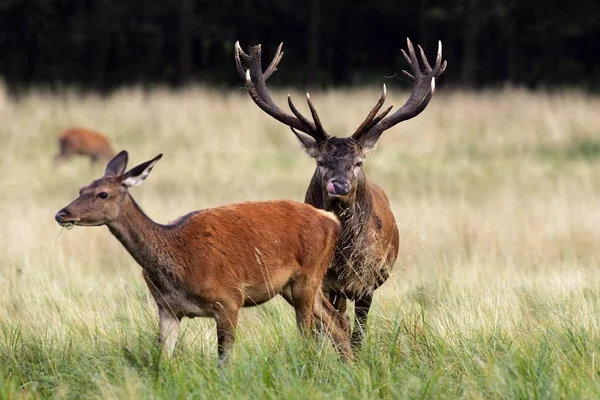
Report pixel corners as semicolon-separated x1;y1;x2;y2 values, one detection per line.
352;38;447;145
235;41;329;142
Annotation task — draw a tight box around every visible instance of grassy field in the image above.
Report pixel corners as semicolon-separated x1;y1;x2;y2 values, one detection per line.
1;83;600;398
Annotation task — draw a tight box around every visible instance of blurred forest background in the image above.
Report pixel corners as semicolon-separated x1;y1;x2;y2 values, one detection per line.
1;0;599;92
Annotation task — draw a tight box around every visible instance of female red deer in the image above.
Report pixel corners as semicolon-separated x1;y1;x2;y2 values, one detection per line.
235;39;446;349
55;127;115;164
55;150;352;363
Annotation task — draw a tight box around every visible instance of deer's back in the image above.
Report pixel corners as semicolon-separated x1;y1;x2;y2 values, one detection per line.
58;127;113;156
167;200;340;296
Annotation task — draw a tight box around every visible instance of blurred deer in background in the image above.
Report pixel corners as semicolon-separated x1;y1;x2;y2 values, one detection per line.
235;38;447;349
55;127;115;164
55;151;352;363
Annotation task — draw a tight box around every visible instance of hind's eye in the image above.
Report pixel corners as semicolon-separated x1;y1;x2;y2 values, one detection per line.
354;161;363;168
97;192;108;199
317;160;325;167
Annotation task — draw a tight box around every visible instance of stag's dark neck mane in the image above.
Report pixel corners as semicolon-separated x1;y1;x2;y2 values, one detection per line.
306;170;379;296
306;171;373;244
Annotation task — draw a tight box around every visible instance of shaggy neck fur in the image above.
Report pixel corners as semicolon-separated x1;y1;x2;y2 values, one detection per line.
309;170;373;261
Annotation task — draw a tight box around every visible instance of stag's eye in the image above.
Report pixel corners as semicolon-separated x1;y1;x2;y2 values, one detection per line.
317;160;325;167
97;192;108;199
354;160;363;168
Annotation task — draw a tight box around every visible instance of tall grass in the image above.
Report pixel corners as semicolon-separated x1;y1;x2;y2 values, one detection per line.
1;84;600;398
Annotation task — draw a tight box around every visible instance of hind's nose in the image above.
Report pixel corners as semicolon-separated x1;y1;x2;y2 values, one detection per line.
55;208;70;223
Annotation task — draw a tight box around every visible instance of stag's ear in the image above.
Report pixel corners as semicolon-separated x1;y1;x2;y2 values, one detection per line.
121;154;163;188
291;128;319;158
105;150;129;177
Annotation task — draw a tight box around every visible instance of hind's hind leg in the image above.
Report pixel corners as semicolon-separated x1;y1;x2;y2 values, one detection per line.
314;291;353;361
286;277;318;338
54;139;73;164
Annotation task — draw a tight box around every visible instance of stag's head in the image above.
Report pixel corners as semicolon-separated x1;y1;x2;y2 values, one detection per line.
55;151;162;227
235;39;447;201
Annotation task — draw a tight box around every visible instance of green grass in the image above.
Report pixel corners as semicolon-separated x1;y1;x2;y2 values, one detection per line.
2;299;599;398
1;85;600;398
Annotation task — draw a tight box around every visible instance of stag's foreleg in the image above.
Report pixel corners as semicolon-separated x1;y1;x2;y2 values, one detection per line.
351;293;373;351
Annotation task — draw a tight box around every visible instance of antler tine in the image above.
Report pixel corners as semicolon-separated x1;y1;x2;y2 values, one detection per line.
400;69;415;82
418;45;432;72
288;95;317;132
235;41;251;61
436;42;448;76
243;46;313;133
234;41;249;78
305;93;327;135
364;105;393;132
237;41;329;142
435;41;443;72
263;43;284;81
352;84;388;137
405;38;422;79
356;39;447;146
248;44;265;81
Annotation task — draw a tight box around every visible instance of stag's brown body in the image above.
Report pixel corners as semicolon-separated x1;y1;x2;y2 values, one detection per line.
306;174;399;299
55;151;351;363
55;127;114;163
236;39;446;348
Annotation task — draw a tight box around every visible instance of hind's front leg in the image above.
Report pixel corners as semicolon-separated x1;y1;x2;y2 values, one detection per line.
328;290;351;335
157;304;181;358
214;300;241;366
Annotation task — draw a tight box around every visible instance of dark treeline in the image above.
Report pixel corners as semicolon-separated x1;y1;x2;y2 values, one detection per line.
0;0;599;92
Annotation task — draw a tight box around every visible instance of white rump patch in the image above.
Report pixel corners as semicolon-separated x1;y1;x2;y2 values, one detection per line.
318;209;340;224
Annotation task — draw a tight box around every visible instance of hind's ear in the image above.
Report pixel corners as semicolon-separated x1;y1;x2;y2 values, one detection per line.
120;154;163;188
105;151;128;177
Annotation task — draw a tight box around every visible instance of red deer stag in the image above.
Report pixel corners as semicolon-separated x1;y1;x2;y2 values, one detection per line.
55;127;115;164
55;150;352;363
235;39;446;349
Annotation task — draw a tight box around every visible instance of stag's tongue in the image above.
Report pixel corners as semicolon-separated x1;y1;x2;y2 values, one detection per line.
326;182;337;195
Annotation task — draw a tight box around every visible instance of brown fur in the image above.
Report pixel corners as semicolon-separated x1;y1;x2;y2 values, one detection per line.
55;127;115;164
235;39;445;350
303;139;400;349
55;151;352;363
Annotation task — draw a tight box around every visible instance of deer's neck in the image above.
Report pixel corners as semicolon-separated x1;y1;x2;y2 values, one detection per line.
332;178;372;238
307;172;373;238
107;195;175;277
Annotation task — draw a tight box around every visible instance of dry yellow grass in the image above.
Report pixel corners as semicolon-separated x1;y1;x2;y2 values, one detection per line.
1;83;600;397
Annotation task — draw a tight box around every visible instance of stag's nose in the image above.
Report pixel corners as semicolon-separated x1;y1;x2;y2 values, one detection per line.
55;208;71;223
327;179;351;196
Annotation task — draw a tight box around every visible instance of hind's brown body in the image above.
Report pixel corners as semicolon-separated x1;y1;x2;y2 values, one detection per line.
56;127;114;163
55;151;352;363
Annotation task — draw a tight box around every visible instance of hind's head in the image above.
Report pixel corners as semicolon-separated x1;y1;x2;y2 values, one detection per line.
55;151;162;227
